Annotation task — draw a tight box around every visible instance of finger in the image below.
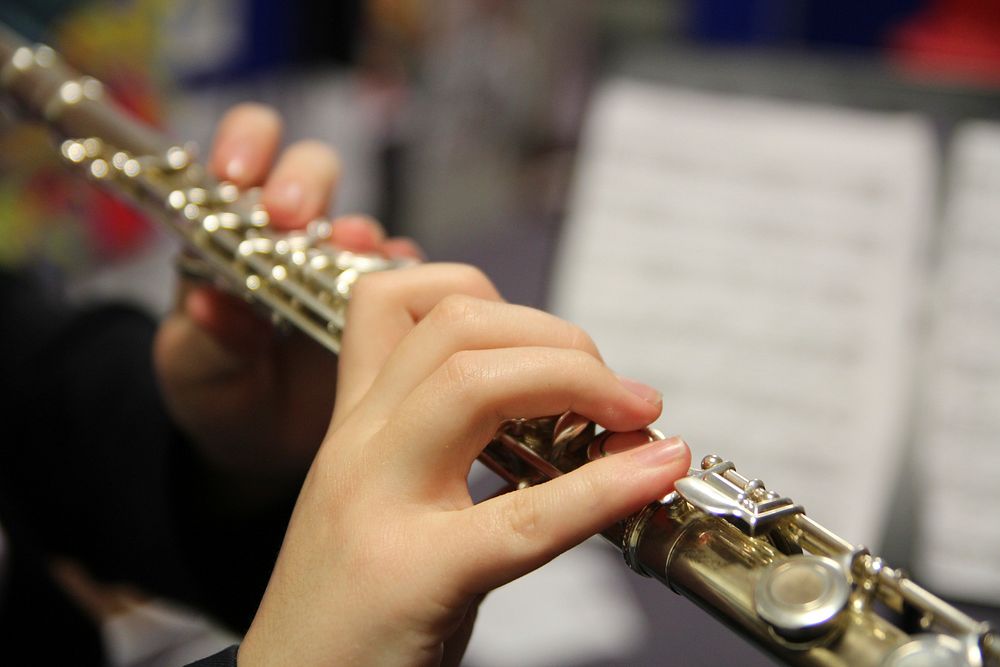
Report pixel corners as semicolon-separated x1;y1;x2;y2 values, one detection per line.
333;264;501;424
155;293;271;393
182;285;273;359
378;346;663;492
261;139;341;229
209;103;282;186
453;436;691;593
328;214;385;253
326;216;425;261
381;237;425;261
360;296;603;420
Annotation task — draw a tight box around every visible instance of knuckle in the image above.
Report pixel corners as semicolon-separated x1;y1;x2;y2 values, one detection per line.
564;323;599;357
440;349;482;392
428;293;483;331
346;272;375;303
444;263;496;297
502;490;545;543
347;271;391;306
561;347;601;375
566;469;606;514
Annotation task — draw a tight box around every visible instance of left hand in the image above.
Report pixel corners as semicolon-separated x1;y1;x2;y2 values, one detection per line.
153;103;421;484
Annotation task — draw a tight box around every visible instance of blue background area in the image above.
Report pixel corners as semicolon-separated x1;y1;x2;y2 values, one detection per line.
688;0;926;47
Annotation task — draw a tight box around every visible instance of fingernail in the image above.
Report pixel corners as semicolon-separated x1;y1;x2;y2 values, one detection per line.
269;180;305;218
220;142;253;183
224;155;248;182
630;436;687;466
600;430;657;456
617;375;662;405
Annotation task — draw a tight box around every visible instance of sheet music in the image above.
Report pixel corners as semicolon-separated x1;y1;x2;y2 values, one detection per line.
463;538;648;667
550;80;935;547
916;122;1000;603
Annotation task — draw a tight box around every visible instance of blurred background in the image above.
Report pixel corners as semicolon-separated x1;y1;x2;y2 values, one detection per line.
3;0;998;307
2;1;1000;666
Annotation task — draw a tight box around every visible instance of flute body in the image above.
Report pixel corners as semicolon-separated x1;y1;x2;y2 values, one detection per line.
2;24;996;667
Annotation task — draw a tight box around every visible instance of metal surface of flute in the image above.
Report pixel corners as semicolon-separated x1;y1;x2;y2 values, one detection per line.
1;23;996;667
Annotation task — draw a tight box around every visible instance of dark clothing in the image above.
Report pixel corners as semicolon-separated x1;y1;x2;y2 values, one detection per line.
0;269;297;664
185;644;239;667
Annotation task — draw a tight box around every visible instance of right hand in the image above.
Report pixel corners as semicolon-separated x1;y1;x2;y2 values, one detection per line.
154;103;422;484
239;264;691;666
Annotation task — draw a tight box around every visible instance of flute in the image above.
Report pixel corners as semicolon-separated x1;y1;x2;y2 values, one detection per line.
1;23;996;667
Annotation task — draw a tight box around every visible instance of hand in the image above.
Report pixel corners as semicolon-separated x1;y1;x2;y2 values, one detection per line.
154;104;421;484
238;264;691;666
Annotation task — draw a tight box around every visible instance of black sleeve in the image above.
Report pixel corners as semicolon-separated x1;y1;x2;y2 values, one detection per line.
185;644;240;667
0;528;105;664
0;269;298;631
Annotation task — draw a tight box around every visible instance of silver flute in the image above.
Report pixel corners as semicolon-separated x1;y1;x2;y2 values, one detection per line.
1;23;997;667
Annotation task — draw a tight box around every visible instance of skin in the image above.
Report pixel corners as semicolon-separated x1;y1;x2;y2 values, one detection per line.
239;267;691;666
153;103;422;491
154;104;692;665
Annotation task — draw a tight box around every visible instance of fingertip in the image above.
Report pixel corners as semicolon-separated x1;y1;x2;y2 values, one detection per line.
627;435;691;471
262;181;307;230
603;373;664;430
261;140;341;229
209;103;282;186
591;381;663;435
454;436;689;593
617;375;662;407
328;214;386;252
381;237;426;261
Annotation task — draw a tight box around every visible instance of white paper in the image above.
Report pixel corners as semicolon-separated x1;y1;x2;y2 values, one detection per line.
102;599;236;667
550;80;936;548
916;122;1000;602
462;538;648;667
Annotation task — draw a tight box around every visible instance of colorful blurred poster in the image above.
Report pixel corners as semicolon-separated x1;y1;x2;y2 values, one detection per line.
0;0;165;271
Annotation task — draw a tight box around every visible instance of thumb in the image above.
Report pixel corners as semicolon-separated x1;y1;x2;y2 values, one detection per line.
155;284;272;394
181;284;274;361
